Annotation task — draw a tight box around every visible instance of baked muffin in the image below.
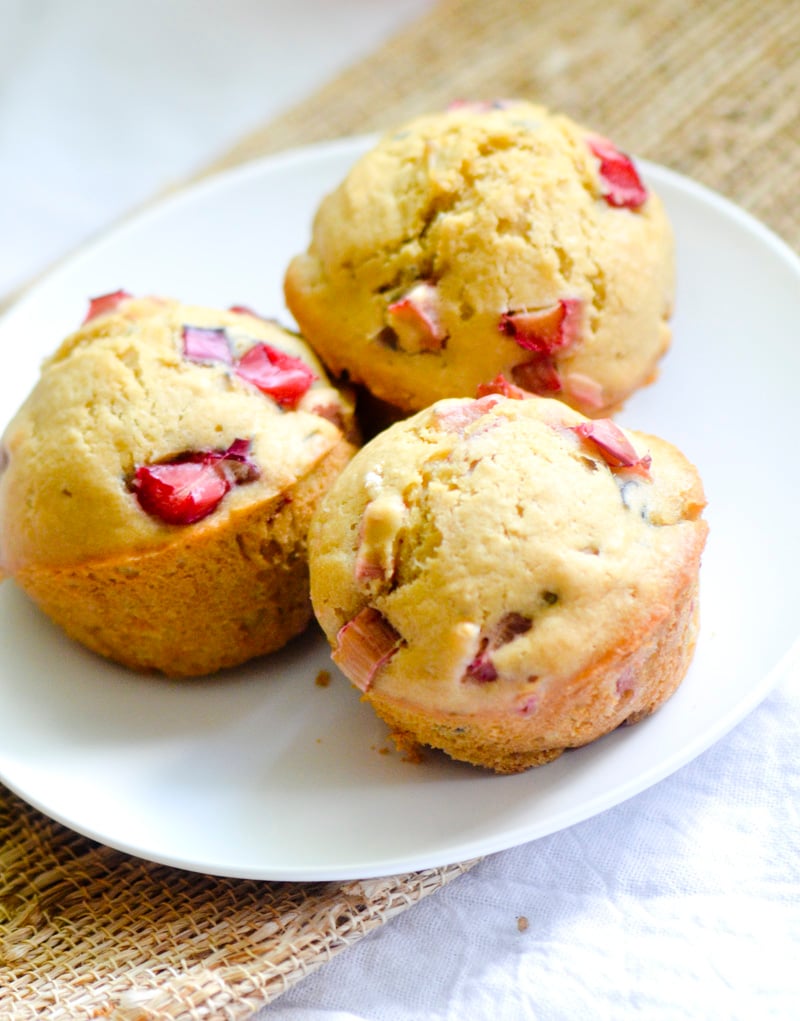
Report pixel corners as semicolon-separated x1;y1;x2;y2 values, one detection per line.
0;292;358;677
285;100;674;417
308;389;707;773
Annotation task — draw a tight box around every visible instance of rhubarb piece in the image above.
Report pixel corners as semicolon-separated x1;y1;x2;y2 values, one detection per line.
518;695;539;716
228;304;264;318
309;401;348;434
570;419;651;477
181;325;233;365
465;612;533;683
511;356;562;395
332;607;403;692
476;374;530;401
131;439;260;525
433;395;500;433
386;282;448;354
235;343;316;407
499;298;581;355
82;289;132;324
562;371;605;410
354;493;406;588
587;136;647;209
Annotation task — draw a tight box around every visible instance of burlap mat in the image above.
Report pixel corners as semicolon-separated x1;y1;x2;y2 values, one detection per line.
2;0;798;1017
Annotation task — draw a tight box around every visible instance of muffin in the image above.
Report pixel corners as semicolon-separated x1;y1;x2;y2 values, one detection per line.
285;100;674;417
0;292;358;677
308;390;707;773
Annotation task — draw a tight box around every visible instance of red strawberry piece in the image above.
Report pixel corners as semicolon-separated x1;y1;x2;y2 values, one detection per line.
587;136;648;209
131;440;260;525
386;282;448;352
181;325;233;365
499;298;581;355
235;343;316;407
82;289;132;324
511;356;562;395
332;607;403;692
476;374;531;401
570;419;651;477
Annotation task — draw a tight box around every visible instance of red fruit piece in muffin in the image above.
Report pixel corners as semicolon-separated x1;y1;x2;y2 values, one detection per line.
386;282;448;353
83;289;132;324
131;439;260;525
570;419;651;476
333;607;403;692
182;325;233;365
587;136;647;209
235;343;316;407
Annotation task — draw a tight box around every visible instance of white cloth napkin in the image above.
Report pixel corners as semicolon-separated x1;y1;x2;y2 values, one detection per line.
259;674;799;1020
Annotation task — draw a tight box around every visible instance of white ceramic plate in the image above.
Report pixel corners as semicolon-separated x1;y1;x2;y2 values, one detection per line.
1;138;798;881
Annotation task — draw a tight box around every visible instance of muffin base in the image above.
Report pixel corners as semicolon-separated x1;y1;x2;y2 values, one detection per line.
366;578;701;774
14;437;356;677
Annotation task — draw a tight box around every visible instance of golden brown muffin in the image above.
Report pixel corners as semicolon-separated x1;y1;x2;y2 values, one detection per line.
308;391;707;773
285;100;674;418
0;293;358;676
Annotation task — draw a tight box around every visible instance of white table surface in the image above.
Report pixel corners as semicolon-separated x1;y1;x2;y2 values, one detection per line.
1;3;798;1019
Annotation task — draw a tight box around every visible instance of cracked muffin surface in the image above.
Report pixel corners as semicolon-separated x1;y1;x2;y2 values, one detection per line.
308;393;707;773
284;100;674;416
0;294;359;676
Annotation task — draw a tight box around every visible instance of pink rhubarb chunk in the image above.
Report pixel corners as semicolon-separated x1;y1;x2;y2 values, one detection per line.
386;282;448;352
82;289;132;324
587;136;648;209
570;419;651;477
131;439;260;525
332;607;402;692
433;395;500;433
228;304;264;318
499;298;581;355
181;325;233;364
511;356;562;395
465;612;532;683
235;343;316;407
563;371;605;410
476;374;531;401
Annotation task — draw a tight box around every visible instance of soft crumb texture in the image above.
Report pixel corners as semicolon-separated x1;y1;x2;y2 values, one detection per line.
285;100;674;416
0;296;358;676
308;394;707;773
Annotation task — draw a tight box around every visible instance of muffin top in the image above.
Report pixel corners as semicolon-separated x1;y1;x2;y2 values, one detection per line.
0;295;355;572
285;100;674;415
309;392;707;716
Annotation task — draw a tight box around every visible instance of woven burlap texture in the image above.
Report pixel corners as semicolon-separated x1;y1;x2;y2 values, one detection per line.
2;0;798;1017
214;0;800;252
1;790;475;1020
